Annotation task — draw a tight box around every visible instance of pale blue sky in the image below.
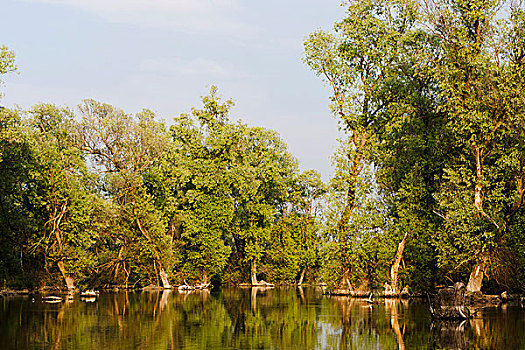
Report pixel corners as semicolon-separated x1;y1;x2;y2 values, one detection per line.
1;0;344;179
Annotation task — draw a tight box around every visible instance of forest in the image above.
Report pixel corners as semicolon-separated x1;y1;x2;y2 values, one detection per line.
1;0;525;295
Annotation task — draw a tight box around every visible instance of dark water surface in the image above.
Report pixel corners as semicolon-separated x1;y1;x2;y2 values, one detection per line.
1;287;524;349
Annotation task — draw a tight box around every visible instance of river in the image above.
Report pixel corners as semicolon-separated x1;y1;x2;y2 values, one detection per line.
1;287;524;349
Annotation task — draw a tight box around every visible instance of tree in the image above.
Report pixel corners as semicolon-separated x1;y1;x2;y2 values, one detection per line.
425;0;525;292
304;0;419;290
78;100;174;288
321;139;394;291
0;107;36;285
289;170;325;284
371;11;448;292
29;105;96;289
229;125;299;284
166;87;235;284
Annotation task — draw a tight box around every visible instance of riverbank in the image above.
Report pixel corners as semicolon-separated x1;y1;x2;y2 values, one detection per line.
3;285;523;307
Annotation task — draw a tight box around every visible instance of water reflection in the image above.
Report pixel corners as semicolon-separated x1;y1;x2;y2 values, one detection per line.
1;288;524;349
431;320;467;350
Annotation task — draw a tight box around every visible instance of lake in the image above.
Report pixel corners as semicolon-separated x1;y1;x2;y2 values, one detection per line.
1;287;524;349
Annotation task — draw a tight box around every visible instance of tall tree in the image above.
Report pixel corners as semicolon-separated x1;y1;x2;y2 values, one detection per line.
304;0;419;290
26;104;96;289
0;107;36;285
166;87;235;284
78;100;174;288
426;0;525;291
230;125;299;284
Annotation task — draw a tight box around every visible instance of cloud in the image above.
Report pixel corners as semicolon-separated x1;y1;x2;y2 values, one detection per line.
139;57;228;78
22;0;247;35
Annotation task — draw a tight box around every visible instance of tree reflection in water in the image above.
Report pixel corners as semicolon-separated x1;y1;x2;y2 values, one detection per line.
0;288;524;349
431;319;467;350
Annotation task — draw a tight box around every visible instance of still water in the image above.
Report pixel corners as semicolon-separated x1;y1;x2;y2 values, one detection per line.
1;287;524;349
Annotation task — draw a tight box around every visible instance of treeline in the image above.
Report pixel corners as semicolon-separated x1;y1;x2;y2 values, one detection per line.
0;86;325;289
305;0;525;294
3;0;525;294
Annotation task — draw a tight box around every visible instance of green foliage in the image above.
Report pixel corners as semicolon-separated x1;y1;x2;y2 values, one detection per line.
321;141;392;288
0;45;16;99
27;104;98;286
0;107;37;284
307;0;525;292
77;99;176;287
426;0;525;286
305;0;423;290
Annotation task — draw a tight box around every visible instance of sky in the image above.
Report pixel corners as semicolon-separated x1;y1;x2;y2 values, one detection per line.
1;0;345;180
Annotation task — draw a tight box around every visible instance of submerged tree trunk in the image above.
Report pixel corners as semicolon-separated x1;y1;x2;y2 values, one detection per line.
158;266;171;289
466;263;484;293
298;266;306;285
390;232;408;295
251;260;258;285
57;260;75;290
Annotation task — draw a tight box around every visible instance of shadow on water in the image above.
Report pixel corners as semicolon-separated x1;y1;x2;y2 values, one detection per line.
1;288;525;349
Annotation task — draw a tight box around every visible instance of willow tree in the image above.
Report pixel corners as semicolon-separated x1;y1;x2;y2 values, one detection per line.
304;0;418;291
264;169;325;284
78;100;174;288
27;104;97;290
426;0;525;292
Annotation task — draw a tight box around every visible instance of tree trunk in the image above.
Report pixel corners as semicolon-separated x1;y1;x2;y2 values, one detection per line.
134;212;171;289
335;133;368;293
250;259;258;285
298;266;306;285
336;132;368;234
474;146;484;214
390;232;408;295
342;267;353;291
466;263;484;293
57;260;75;290
158;265;171;289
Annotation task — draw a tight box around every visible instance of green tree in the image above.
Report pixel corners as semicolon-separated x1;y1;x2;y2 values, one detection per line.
426;0;525;292
321;139;393;291
304;0;419;290
0;107;37;285
78;100;174;288
27;104;96;289
371;11;448;291
230;125;299;284
166;87;235;283
264;170;325;284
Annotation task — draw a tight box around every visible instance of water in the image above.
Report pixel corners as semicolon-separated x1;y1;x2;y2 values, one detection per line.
1;287;524;349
